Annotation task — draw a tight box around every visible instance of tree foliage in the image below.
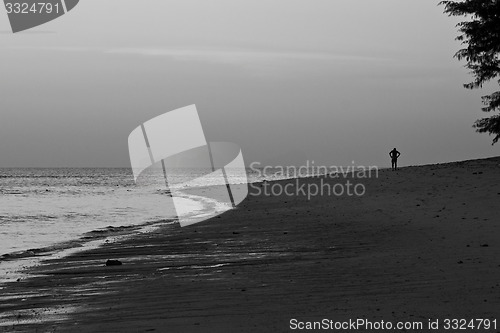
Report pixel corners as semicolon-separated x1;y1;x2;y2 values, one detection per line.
441;0;500;144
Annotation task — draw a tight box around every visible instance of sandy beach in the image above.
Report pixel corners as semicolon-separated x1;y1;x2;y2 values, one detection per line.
1;157;499;332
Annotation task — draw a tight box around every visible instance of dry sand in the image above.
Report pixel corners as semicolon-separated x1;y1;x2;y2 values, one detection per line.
1;157;499;332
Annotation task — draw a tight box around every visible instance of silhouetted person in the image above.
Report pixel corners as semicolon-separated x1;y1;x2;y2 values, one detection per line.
389;148;401;171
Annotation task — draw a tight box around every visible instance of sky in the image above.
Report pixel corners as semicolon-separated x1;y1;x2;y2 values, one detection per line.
0;0;498;168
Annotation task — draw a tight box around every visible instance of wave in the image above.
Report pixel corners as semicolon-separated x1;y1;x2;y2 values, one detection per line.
0;218;176;263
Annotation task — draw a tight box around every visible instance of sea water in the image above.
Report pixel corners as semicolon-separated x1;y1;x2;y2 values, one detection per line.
0;166;321;283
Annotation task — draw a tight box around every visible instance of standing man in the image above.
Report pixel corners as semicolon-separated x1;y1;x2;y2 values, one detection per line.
389;148;401;171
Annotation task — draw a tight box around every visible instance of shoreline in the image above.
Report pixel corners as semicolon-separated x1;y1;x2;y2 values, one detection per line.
0;190;223;287
1;156;499;332
0;164;374;282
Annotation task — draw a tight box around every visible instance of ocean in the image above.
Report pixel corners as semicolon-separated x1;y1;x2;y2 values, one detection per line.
0;166;309;284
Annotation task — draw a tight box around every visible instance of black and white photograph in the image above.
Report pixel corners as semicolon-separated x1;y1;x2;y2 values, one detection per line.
0;1;499;332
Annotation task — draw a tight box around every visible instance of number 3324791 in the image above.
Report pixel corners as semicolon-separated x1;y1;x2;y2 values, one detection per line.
5;3;60;14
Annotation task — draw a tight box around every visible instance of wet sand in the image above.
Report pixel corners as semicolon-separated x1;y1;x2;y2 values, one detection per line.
1;157;499;332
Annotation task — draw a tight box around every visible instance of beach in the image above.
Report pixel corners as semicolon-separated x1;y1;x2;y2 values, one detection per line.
1;157;499;332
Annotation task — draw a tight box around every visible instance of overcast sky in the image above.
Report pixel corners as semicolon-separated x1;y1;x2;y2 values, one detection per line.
0;0;498;168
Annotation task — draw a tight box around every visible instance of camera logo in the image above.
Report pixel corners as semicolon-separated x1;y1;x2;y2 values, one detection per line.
128;105;248;227
3;0;79;33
